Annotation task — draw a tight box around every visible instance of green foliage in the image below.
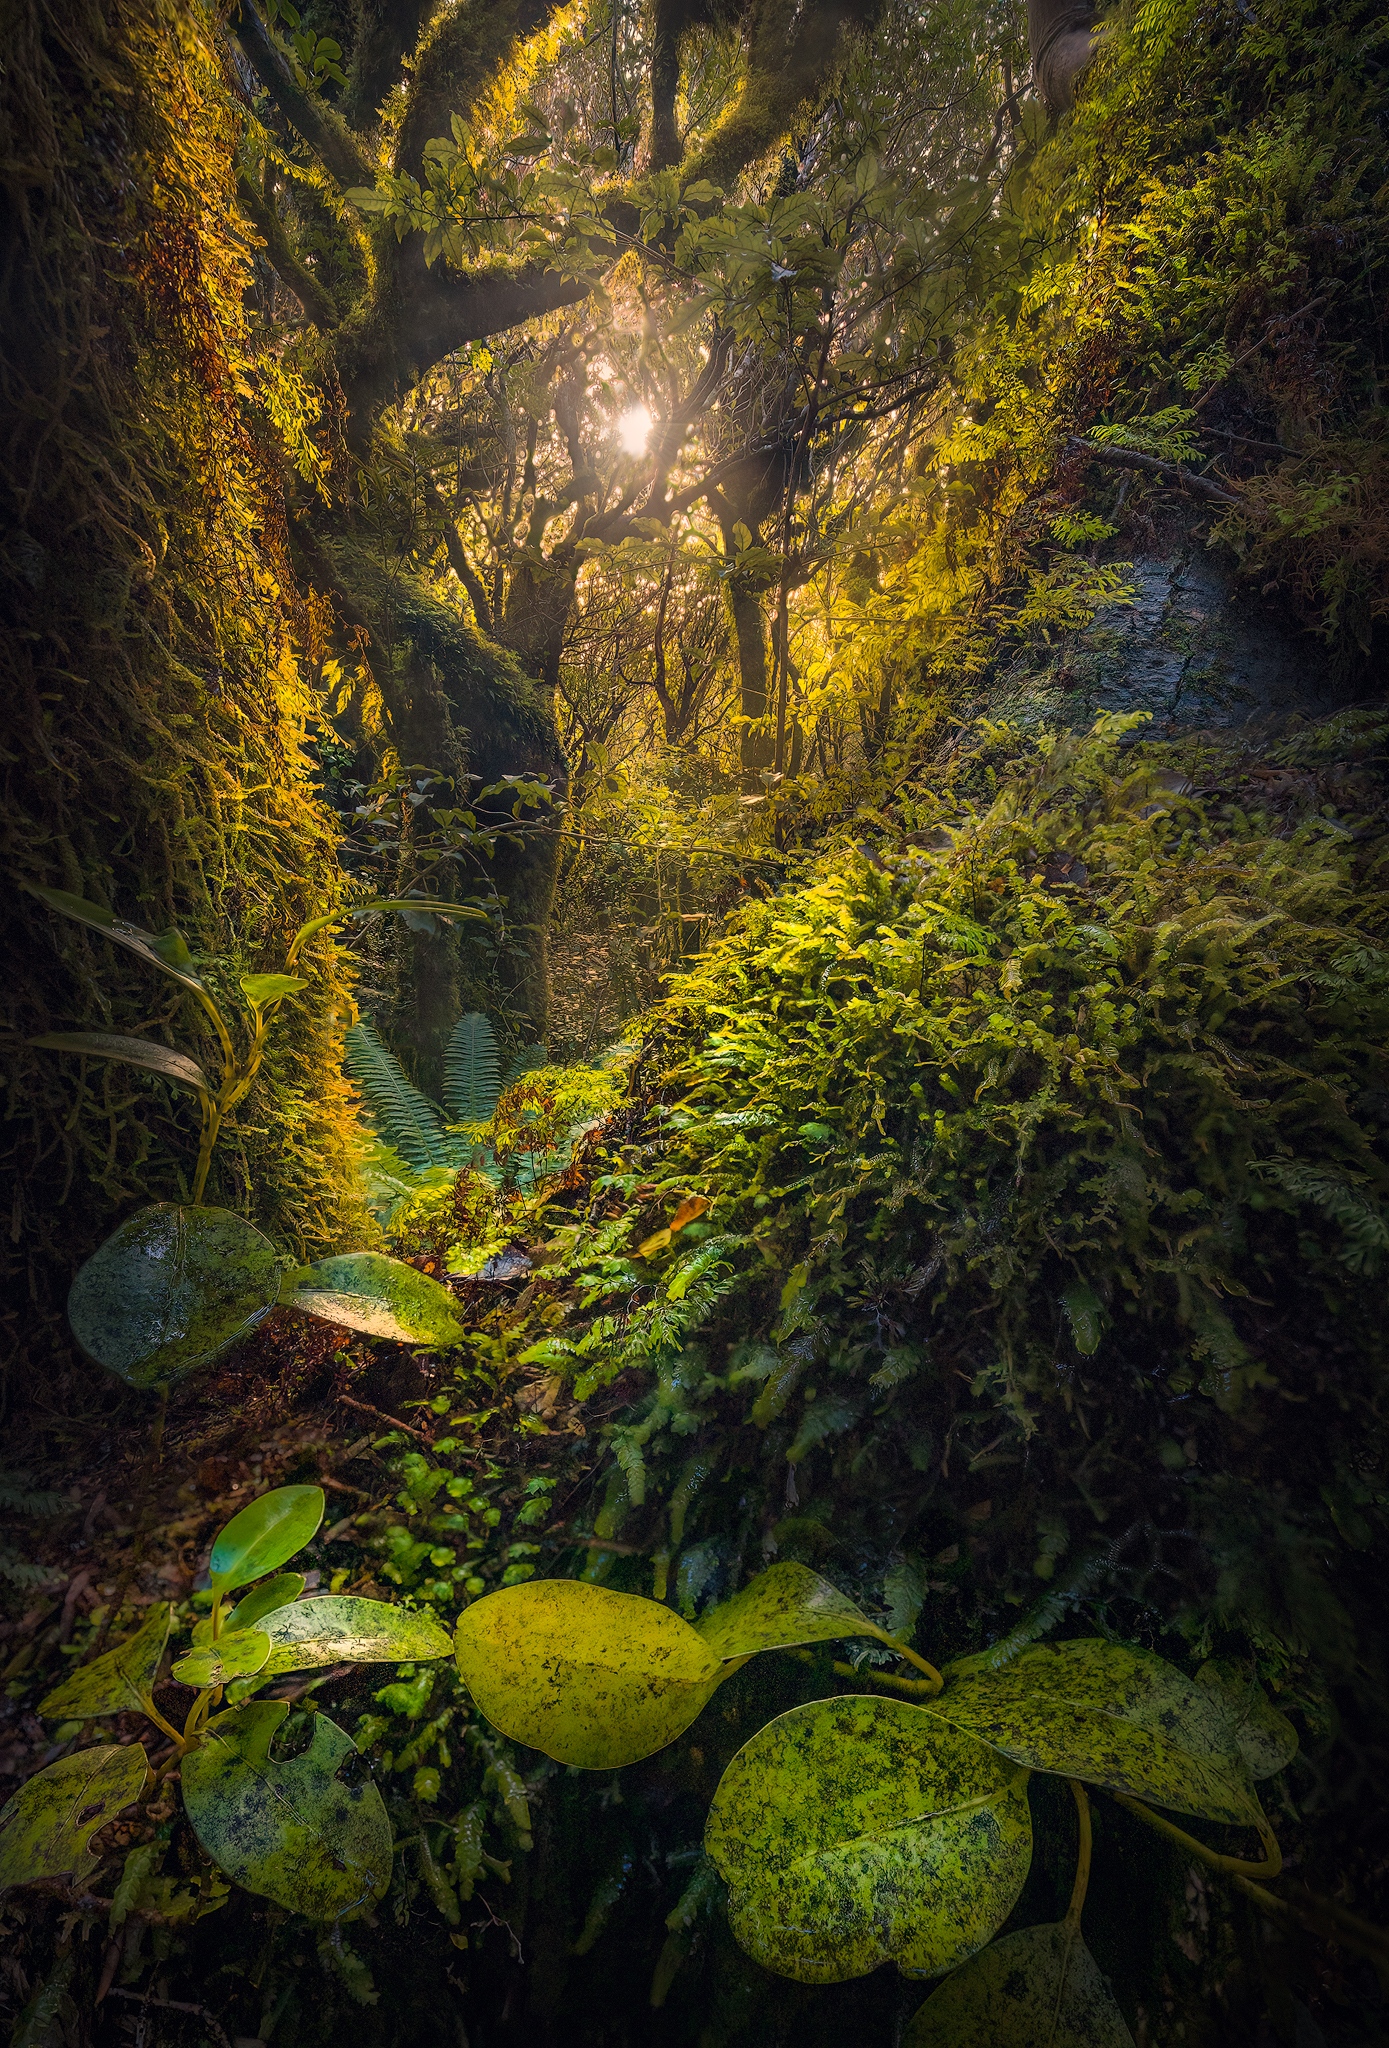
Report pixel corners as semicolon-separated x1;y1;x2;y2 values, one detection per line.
444;1012;501;1124
345;1019;466;1170
904;1919;1136;2046
280;1250;468;1345
2;1486;453;1920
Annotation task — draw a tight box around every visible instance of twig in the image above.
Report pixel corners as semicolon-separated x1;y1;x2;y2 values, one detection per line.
337;1394;431;1442
104;1988;233;2048
1192;295;1329;413
1066;438;1246;509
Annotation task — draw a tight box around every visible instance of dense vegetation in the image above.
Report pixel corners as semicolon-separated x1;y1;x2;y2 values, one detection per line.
1;0;1387;2040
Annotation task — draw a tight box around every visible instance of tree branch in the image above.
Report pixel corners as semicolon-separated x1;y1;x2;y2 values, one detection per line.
424;477;494;633
232;2;375;190
1066;437;1247;509
236;174;340;330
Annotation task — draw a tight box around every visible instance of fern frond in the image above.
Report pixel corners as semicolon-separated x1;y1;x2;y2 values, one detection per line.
344;1020;453;1169
445;1013;501;1124
0;1548;64;1588
504;1042;549;1086
0;1473;71;1517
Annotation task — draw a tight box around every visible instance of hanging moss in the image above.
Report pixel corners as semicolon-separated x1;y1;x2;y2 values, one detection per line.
0;0;374;1408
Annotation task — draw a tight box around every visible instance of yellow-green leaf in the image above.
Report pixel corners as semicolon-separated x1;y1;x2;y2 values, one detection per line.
172;1627;271;1689
454;1579;724;1768
696;1560;889;1662
903;1920;1136;2045
190;1573;308;1647
705;1695;1032;1984
281;1252;466;1348
209;1486;324;1597
0;1746;149;1893
181;1702;390;1919
39;1603;171;1721
1196;1659;1298;1780
258;1595;453;1678
927;1640;1263;1825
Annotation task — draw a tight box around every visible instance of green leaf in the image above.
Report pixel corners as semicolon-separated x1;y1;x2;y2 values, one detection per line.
0;1746;149;1892
257;1595;452;1677
181;1702;390;1919
705;1695;1032;1984
191;1575;306;1648
696;1561;893;1662
927;1640;1264;1824
208;1486;325;1596
281;1251;467;1347
67;1205;280;1391
1195;1660;1298;1780
238;972;308;1010
39;1603;172;1721
172;1627;271;1689
343;1020;456;1169
454;1580;724;1768
27;1033;210;1097
1061;1284;1104;1356
26;886;206;994
903;1920;1136;2045
444;1011;500;1123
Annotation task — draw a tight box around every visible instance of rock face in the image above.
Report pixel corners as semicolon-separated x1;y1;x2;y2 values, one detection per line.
990;540;1348;739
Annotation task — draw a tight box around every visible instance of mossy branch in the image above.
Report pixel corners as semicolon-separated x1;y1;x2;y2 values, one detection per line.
235;174;339;330
231;1;374;191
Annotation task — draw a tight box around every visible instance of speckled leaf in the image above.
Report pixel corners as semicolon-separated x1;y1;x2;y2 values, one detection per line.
172;1627;271;1689
39;1603;171;1721
903;1921;1135;2046
454;1580;723;1768
181;1702;390;1919
191;1574;307;1647
208;1486;324;1597
259;1596;452;1677
1196;1660;1298;1780
926;1640;1262;1825
67;1205;280;1391
697;1561;892;1663
0;1746;149;1893
705;1695;1032;1984
282;1252;466;1348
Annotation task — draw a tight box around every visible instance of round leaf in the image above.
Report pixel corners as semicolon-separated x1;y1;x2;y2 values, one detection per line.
927;1640;1263;1825
697;1561;887;1663
181;1702;390;1919
208;1485;325;1596
1196;1659;1298;1780
258;1595;452;1678
0;1746;149;1894
68;1204;280;1390
282;1252;466;1348
903;1921;1136;2046
705;1695;1032;1984
39;1603;171;1722
172;1627;271;1689
454;1580;723;1768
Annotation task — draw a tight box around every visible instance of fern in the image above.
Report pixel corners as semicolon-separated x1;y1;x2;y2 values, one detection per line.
445;1012;501;1124
344;1020;456;1169
0;1472;71;1517
504;1042;550;1086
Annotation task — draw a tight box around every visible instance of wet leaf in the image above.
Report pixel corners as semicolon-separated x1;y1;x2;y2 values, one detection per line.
172;1627;271;1689
0;1746;149;1893
193;1573;308;1646
705;1695;1032;1983
67;1205;280;1391
208;1486;324;1597
258;1596;452;1677
281;1251;466;1348
927;1640;1263;1824
26;886;207;994
903;1920;1135;2045
181;1702;390;1918
697;1561;889;1662
1196;1660;1298;1780
27;1032;210;1097
39;1603;171;1721
454;1580;724;1768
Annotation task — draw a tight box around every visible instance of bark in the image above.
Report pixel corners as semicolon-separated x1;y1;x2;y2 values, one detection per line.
1026;0;1102;113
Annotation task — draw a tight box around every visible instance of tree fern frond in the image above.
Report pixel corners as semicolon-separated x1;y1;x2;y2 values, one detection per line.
445;1013;501;1124
344;1020;454;1169
504;1042;549;1087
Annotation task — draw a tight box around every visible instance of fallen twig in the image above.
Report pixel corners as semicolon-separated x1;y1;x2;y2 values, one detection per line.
337;1394;431;1442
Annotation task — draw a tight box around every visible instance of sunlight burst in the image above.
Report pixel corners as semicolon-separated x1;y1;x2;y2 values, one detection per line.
617;403;653;455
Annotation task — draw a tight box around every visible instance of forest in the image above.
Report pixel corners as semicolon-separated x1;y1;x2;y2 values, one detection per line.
1;0;1387;2039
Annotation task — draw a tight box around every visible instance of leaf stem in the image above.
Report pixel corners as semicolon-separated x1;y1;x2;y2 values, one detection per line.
1111;1791;1282;1879
1064;1779;1092;1931
865;1625;944;1693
